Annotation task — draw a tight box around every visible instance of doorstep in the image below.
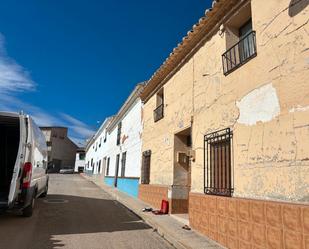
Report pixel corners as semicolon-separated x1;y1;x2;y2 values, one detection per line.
81;173;224;249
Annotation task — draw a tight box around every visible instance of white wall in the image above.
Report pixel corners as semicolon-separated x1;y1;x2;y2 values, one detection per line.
106;99;142;178
85;124;109;175
85;99;143;179
74;152;85;172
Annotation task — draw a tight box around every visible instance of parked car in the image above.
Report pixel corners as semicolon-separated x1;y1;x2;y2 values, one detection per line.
59;167;74;174
77;166;84;173
0;112;49;217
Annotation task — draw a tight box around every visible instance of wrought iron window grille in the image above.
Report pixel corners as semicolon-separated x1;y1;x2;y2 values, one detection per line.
204;128;233;197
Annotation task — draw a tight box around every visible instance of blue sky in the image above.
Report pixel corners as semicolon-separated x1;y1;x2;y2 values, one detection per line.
0;0;212;146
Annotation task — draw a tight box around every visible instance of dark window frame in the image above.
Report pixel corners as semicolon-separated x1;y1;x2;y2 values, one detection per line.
154;88;164;122
121;152;127;177
204;128;233;197
116;122;122;145
222;17;257;75
141;150;151;184
79;152;85;160
106;157;110;176
114;154;120;187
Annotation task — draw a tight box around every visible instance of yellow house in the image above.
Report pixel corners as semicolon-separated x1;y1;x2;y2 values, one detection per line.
139;0;309;248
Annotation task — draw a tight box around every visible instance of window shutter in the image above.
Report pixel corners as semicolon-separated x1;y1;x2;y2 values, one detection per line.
141;150;151;184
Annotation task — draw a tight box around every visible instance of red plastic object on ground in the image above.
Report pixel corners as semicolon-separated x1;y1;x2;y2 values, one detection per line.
152;199;169;215
160;199;169;214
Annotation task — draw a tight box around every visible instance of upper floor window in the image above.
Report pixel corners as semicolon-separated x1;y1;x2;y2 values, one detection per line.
222;3;256;75
154;88;164;122
99;137;102;147
79;152;85;160
116;122;122;145
104;130;107;143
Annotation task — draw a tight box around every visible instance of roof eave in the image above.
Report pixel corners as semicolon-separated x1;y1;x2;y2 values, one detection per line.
140;0;240;103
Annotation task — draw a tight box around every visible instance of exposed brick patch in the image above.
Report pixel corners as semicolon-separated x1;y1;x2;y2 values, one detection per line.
189;193;309;249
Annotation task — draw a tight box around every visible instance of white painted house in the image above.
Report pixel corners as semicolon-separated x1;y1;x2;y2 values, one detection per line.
103;83;144;197
85;117;113;175
74;148;86;172
84;83;144;197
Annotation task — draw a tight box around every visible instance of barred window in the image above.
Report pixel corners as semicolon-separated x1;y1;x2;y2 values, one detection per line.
141;150;151;184
204;128;233;197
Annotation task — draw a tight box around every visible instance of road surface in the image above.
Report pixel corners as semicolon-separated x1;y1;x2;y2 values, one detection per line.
0;174;174;249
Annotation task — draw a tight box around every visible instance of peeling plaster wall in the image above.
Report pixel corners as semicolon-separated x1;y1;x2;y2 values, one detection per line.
236;83;280;125
142;0;309;203
142;59;194;185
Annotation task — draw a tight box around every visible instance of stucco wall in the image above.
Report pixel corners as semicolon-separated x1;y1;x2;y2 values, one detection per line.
85;125;109;174
142;0;309;203
107;99;143;178
74;152;85;172
41;127;77;168
142;59;194;185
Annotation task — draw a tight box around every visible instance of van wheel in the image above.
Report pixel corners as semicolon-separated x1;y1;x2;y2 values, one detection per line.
22;196;35;217
40;184;48;198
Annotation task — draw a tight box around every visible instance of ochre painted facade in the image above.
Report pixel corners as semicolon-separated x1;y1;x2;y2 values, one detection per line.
140;0;309;247
142;0;309;202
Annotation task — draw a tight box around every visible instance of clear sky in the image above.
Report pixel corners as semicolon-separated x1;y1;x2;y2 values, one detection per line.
0;0;212;146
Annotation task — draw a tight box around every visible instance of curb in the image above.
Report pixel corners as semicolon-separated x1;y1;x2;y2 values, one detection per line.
80;173;223;249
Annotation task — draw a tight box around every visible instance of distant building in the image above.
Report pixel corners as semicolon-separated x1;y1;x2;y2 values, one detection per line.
85;83;144;197
85;117;113;175
40;127;78;172
74;148;86;172
103;83;144;197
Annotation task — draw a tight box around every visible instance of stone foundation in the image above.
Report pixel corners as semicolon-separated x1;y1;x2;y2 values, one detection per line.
189;192;309;249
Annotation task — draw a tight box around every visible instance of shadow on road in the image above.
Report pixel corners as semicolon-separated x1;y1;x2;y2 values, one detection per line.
0;194;151;249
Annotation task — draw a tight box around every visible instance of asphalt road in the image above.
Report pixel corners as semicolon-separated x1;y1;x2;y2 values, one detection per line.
0;174;174;249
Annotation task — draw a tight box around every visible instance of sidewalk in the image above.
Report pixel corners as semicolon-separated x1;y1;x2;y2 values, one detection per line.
81;173;223;249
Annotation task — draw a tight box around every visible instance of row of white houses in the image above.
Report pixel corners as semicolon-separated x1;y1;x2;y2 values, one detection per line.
84;83;144;197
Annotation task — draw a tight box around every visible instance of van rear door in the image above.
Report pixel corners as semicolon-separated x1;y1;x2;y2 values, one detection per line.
7;114;27;206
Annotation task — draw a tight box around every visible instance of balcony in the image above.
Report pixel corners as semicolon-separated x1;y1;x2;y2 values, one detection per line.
153;104;164;122
222;31;257;75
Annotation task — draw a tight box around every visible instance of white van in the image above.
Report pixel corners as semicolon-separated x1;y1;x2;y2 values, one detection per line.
0;112;49;217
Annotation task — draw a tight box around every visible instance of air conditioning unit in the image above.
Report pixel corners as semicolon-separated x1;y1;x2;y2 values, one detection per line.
177;152;189;165
187;149;196;160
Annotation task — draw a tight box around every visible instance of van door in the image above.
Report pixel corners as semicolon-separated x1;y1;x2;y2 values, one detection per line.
8;115;26;205
29;117;48;194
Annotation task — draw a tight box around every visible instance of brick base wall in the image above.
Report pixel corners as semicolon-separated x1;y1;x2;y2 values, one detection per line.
138;184;168;209
189;192;309;249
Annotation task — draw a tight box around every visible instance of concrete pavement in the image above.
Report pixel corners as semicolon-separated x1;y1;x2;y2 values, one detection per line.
0;174;174;249
82;174;223;249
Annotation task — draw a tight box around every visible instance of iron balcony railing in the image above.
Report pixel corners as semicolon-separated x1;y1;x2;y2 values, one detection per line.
153;104;164;122
222;31;257;75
